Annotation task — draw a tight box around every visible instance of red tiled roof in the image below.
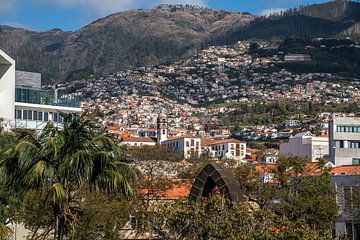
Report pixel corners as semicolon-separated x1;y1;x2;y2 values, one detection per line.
166;134;197;141
122;137;156;143
200;138;218;147
331;165;360;175
207;139;244;145
138;180;191;200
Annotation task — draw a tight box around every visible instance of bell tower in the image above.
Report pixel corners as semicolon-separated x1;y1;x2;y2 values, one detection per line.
157;112;168;143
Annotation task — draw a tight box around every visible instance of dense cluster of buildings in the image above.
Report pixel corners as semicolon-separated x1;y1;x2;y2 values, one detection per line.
3;38;360;239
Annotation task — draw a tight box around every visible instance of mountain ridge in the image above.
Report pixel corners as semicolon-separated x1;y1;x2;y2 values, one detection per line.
0;1;359;82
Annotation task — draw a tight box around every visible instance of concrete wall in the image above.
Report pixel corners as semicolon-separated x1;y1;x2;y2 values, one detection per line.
280;137;312;160
0;50;15;128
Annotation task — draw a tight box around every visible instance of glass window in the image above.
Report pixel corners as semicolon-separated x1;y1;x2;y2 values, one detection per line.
23;110;27;120
27;110;32;120
191;139;195;147
33;111;38;121
16;109;22;119
53;112;58;122
346;222;353;240
44;112;49;121
353;159;360;165
38;112;43;121
344;187;352;209
186;141;189;147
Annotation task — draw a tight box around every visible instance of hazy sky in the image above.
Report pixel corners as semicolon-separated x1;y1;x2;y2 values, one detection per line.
0;0;329;31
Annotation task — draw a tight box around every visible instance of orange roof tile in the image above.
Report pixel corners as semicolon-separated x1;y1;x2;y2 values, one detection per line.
122;137;156;143
166;134;197;141
207;139;244;145
331;165;360;175
138;180;191;200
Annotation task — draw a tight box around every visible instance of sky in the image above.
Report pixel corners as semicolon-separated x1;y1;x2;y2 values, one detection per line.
0;0;330;31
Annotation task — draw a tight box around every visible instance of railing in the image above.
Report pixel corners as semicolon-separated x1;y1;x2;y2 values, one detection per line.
15;88;80;108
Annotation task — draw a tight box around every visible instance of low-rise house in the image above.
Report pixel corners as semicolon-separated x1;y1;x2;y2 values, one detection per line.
280;131;329;162
161;135;202;159
206;139;246;162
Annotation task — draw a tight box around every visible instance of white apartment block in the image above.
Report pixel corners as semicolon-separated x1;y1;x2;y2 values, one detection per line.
0;49;81;131
280;132;329;162
329;117;360;165
206;139;246;162
162;136;201;159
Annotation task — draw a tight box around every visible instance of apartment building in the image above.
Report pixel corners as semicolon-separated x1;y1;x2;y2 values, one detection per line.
206;139;246;162
280;132;329;162
329;117;360;165
162;135;202;159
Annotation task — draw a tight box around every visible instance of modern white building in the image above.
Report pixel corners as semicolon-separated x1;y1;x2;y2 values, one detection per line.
0;49;81;131
0;49;16;129
329;117;360;165
279;131;329;162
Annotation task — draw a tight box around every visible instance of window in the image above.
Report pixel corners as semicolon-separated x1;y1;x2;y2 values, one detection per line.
27;110;32;120
38;112;43;121
33;111;38;121
23;110;27;120
346;222;353;240
335;141;344;148
230;144;235;150
53;112;58;122
186;141;189;147
241;144;245;150
16;109;22;119
162;129;166;135
352;158;360;165
222;145;225;150
337;125;360;133
350;142;360;149
191;139;195;147
44;112;48;121
344;187;352;209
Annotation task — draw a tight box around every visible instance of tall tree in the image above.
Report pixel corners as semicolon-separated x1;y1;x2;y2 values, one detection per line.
0;116;137;240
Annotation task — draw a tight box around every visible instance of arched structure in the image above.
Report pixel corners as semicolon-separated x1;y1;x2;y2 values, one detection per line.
189;163;245;205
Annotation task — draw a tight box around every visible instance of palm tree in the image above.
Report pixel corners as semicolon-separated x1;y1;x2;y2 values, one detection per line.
0;116;137;240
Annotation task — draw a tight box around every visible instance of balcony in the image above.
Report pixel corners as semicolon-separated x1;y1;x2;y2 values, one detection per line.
15;87;80;108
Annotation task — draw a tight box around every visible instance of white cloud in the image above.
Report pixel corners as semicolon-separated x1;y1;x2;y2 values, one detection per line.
260;8;286;16
0;0;16;14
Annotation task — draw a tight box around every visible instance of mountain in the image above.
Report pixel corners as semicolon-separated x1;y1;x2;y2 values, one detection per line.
0;1;360;82
0;5;254;82
211;0;360;45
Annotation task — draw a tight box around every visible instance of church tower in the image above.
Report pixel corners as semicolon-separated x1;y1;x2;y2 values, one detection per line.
157;112;168;143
